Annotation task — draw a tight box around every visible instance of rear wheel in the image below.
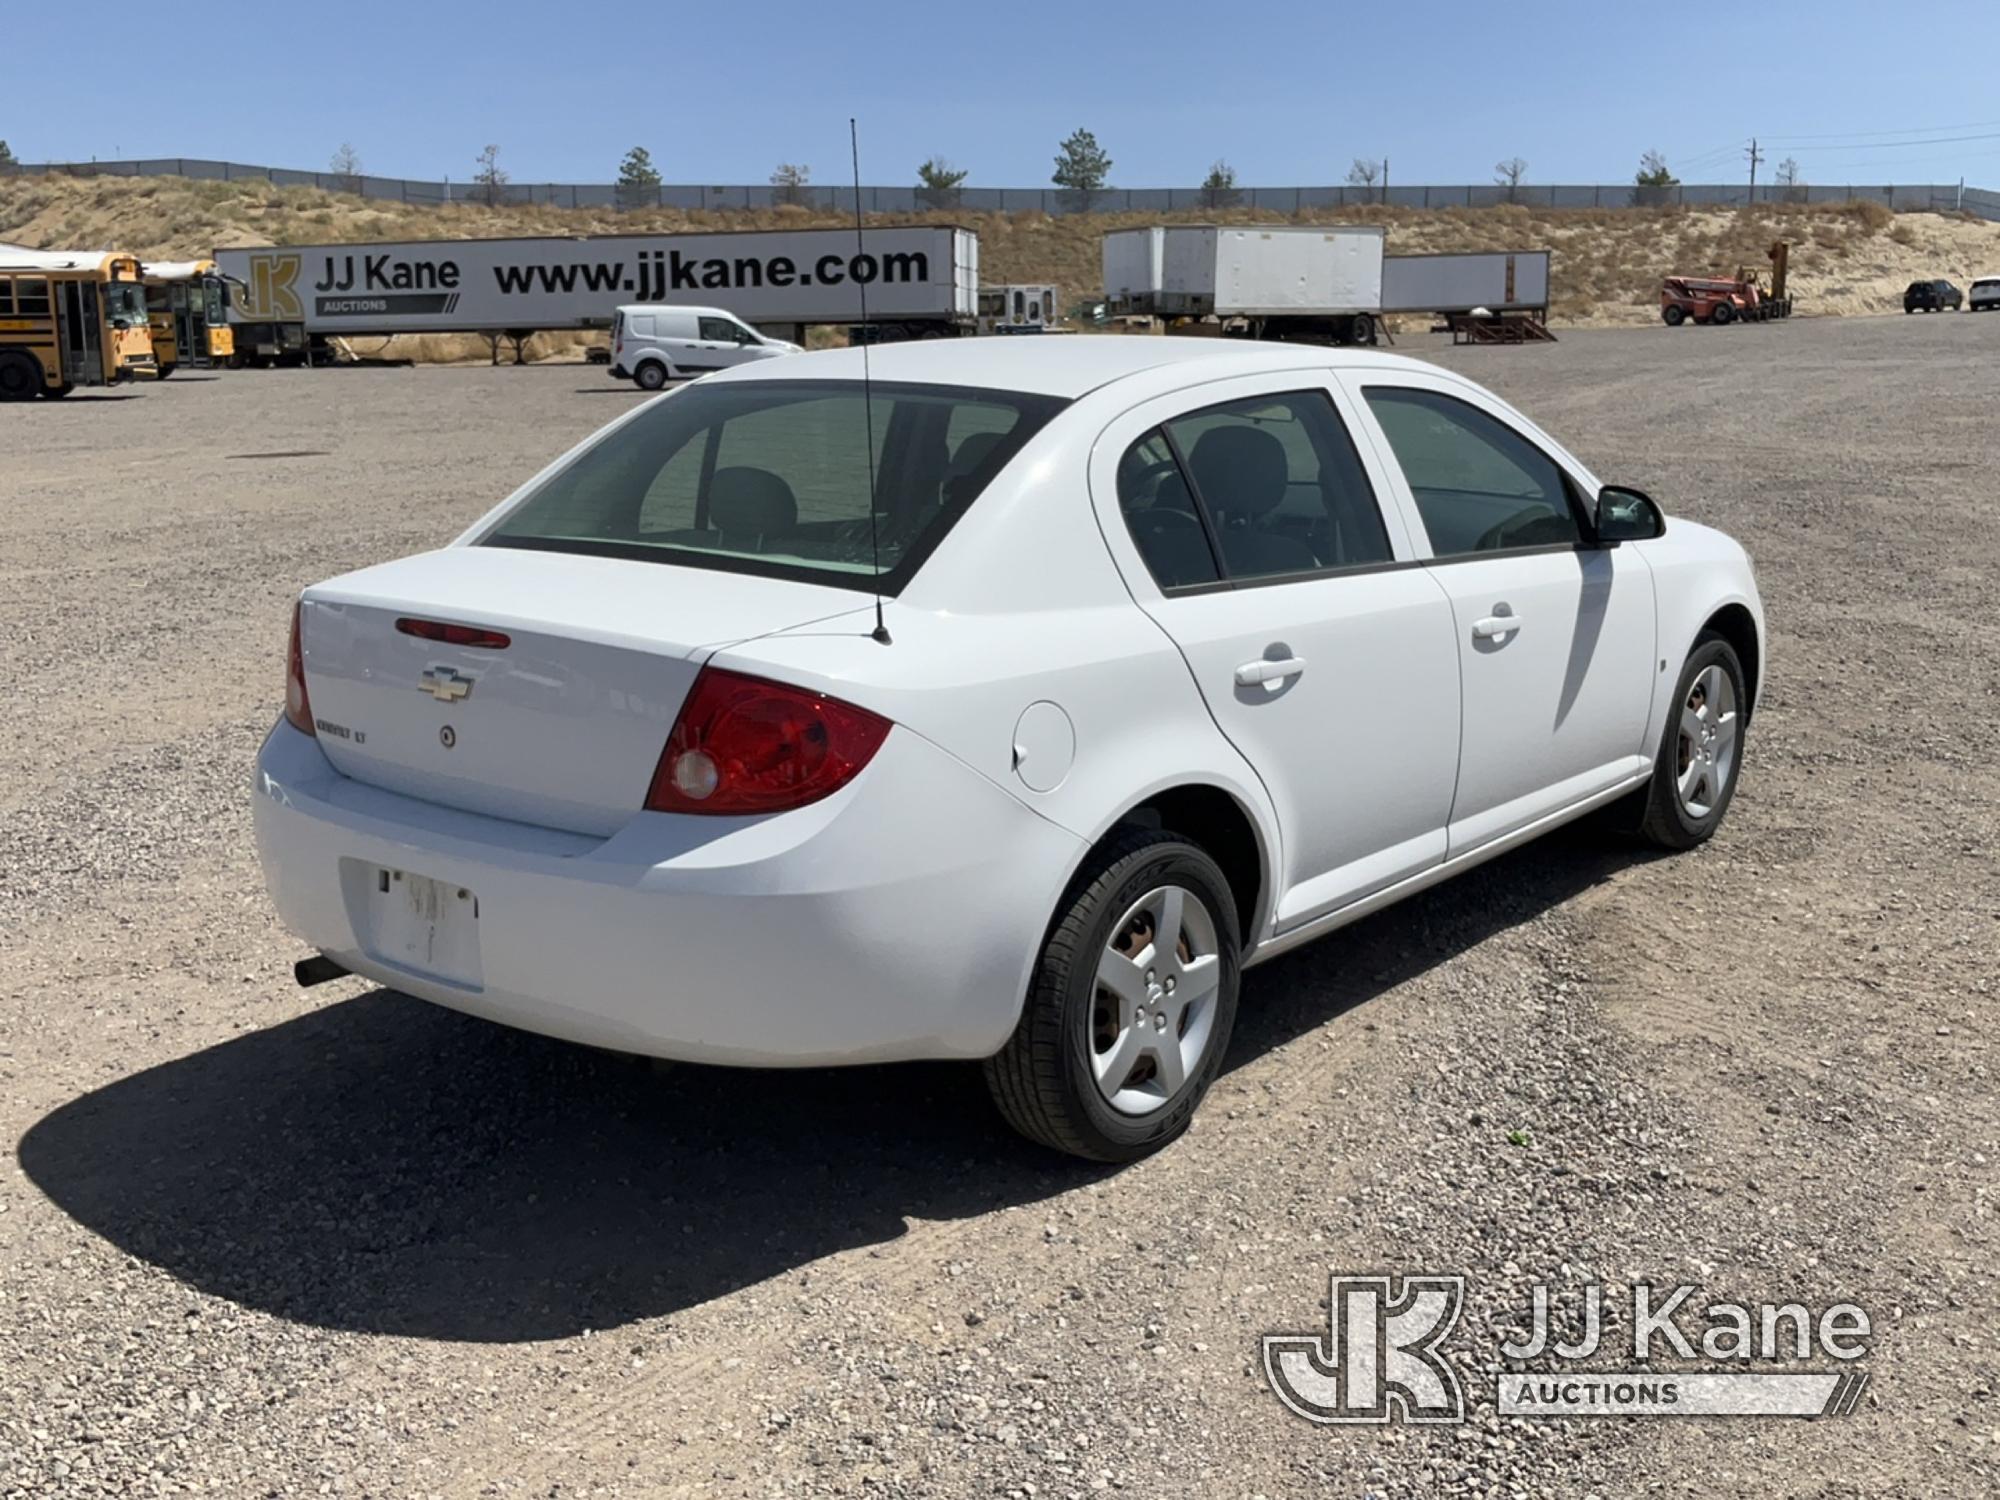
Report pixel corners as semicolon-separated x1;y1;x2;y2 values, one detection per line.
1349;313;1376;346
633;361;669;391
0;351;41;401
1663;304;1686;326
984;830;1240;1162
1636;635;1747;850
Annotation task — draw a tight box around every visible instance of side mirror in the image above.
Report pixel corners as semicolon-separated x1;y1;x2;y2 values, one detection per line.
1594;485;1666;545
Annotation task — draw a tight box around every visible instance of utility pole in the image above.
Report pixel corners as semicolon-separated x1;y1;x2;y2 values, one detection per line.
1381;156;1389;204
1746;137;1763;200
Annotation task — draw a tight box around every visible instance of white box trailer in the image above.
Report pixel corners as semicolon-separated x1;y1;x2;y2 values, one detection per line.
1381;251;1551;315
1101;227;1166;309
1102;225;1388;344
215;226;979;360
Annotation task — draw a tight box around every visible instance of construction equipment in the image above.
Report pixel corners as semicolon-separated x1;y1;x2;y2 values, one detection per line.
1661;241;1794;326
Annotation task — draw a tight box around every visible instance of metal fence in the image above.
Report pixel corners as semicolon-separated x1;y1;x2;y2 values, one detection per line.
15;158;1998;222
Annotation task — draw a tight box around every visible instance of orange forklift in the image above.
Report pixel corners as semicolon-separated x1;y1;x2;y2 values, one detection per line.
1662;241;1793;325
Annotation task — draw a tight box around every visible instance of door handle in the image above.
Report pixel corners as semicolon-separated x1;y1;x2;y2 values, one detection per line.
1471;613;1525;640
1235;656;1307;686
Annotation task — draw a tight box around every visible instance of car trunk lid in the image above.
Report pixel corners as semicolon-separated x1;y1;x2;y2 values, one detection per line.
298;546;868;836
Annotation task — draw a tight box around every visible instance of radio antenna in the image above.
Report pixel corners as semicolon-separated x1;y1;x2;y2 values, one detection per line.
851;118;890;645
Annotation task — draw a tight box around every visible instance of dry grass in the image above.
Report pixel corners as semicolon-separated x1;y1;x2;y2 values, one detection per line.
6;173;1997;354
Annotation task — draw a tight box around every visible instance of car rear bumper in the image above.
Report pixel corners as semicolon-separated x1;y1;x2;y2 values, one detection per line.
253;720;1081;1065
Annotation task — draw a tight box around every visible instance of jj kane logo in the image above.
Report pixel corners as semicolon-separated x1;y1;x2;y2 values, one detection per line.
1265;1275;1871;1424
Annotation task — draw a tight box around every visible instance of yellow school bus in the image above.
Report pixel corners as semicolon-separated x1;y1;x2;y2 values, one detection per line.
141;258;236;375
0;249;157;398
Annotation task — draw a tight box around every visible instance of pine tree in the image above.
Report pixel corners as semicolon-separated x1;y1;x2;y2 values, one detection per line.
1052;128;1112;210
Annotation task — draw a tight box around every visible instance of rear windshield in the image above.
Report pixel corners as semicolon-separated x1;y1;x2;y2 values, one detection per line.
484;379;1066;592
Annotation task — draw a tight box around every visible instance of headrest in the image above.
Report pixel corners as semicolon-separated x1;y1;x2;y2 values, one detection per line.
1188;425;1289;519
708;466;797;539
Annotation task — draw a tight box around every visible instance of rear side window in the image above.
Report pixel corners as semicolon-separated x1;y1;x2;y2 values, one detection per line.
1117;390;1393;589
1363;386;1581;557
15;277;50;317
487;379;1066;593
1117;430;1218;589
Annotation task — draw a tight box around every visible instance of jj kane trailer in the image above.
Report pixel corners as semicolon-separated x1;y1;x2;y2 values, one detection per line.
215;226;980;361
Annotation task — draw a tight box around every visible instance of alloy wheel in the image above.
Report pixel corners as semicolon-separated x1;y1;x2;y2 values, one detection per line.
1675;663;1739;819
1089;884;1221;1116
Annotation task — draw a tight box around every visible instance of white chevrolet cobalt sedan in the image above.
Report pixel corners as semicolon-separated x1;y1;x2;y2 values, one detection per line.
255;339;1763;1161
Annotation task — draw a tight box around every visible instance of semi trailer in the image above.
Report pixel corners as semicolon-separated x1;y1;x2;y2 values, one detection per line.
215;226;980;361
1380;250;1551;317
1102;225;1387;344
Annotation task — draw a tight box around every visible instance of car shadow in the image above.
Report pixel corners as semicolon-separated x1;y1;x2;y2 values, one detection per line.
17;828;1655;1342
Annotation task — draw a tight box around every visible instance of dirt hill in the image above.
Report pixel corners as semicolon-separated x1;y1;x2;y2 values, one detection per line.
6;172;1997;359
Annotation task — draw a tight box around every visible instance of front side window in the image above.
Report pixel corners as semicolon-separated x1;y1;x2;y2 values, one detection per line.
699;315;749;343
1362;386;1581;557
486;380;1065;592
1116;390;1393;589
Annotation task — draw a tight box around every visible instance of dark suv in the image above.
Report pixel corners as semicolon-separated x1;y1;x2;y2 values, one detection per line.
1905;279;1963;312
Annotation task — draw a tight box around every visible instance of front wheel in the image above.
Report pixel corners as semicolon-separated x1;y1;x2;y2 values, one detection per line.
1709;302;1735;325
1663;304;1686;327
1635;634;1747;850
984;830;1240;1162
0;351;41;401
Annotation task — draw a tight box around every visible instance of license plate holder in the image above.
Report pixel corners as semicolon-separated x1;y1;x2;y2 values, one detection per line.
361;868;483;989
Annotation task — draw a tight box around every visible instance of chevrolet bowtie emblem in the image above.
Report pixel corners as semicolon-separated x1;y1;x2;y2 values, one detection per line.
418;665;474;702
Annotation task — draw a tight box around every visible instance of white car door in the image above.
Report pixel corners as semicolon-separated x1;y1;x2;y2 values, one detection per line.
1090;374;1462;934
1344;373;1657;854
697;314;760;368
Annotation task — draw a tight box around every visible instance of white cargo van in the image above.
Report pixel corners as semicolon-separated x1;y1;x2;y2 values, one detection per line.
611;304;802;389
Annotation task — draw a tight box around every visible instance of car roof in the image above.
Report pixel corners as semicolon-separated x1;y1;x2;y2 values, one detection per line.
617;303;734;316
697;336;1443;399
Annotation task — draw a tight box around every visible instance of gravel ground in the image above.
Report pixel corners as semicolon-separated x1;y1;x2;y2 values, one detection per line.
1;318;1995;1498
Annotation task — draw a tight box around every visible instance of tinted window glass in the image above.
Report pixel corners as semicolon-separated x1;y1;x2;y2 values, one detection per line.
1165;391;1392;579
1117;429;1218;589
699;316;744;342
487;379;1066;593
1363;386;1580;556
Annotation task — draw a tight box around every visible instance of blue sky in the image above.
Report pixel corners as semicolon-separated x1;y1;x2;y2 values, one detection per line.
7;1;1999;187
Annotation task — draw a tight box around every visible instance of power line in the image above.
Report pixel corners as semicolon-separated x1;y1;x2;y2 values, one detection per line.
1773;129;2000;153
1762;117;2000;144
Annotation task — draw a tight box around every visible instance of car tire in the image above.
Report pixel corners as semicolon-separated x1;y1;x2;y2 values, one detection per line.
1635;633;1748;851
1710;302;1735;326
633;361;669;391
1663;305;1686;326
984;829;1241;1162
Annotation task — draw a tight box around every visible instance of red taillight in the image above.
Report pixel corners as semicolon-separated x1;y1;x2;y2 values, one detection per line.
396;617;512;649
285;602;315;736
645;668;890;815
